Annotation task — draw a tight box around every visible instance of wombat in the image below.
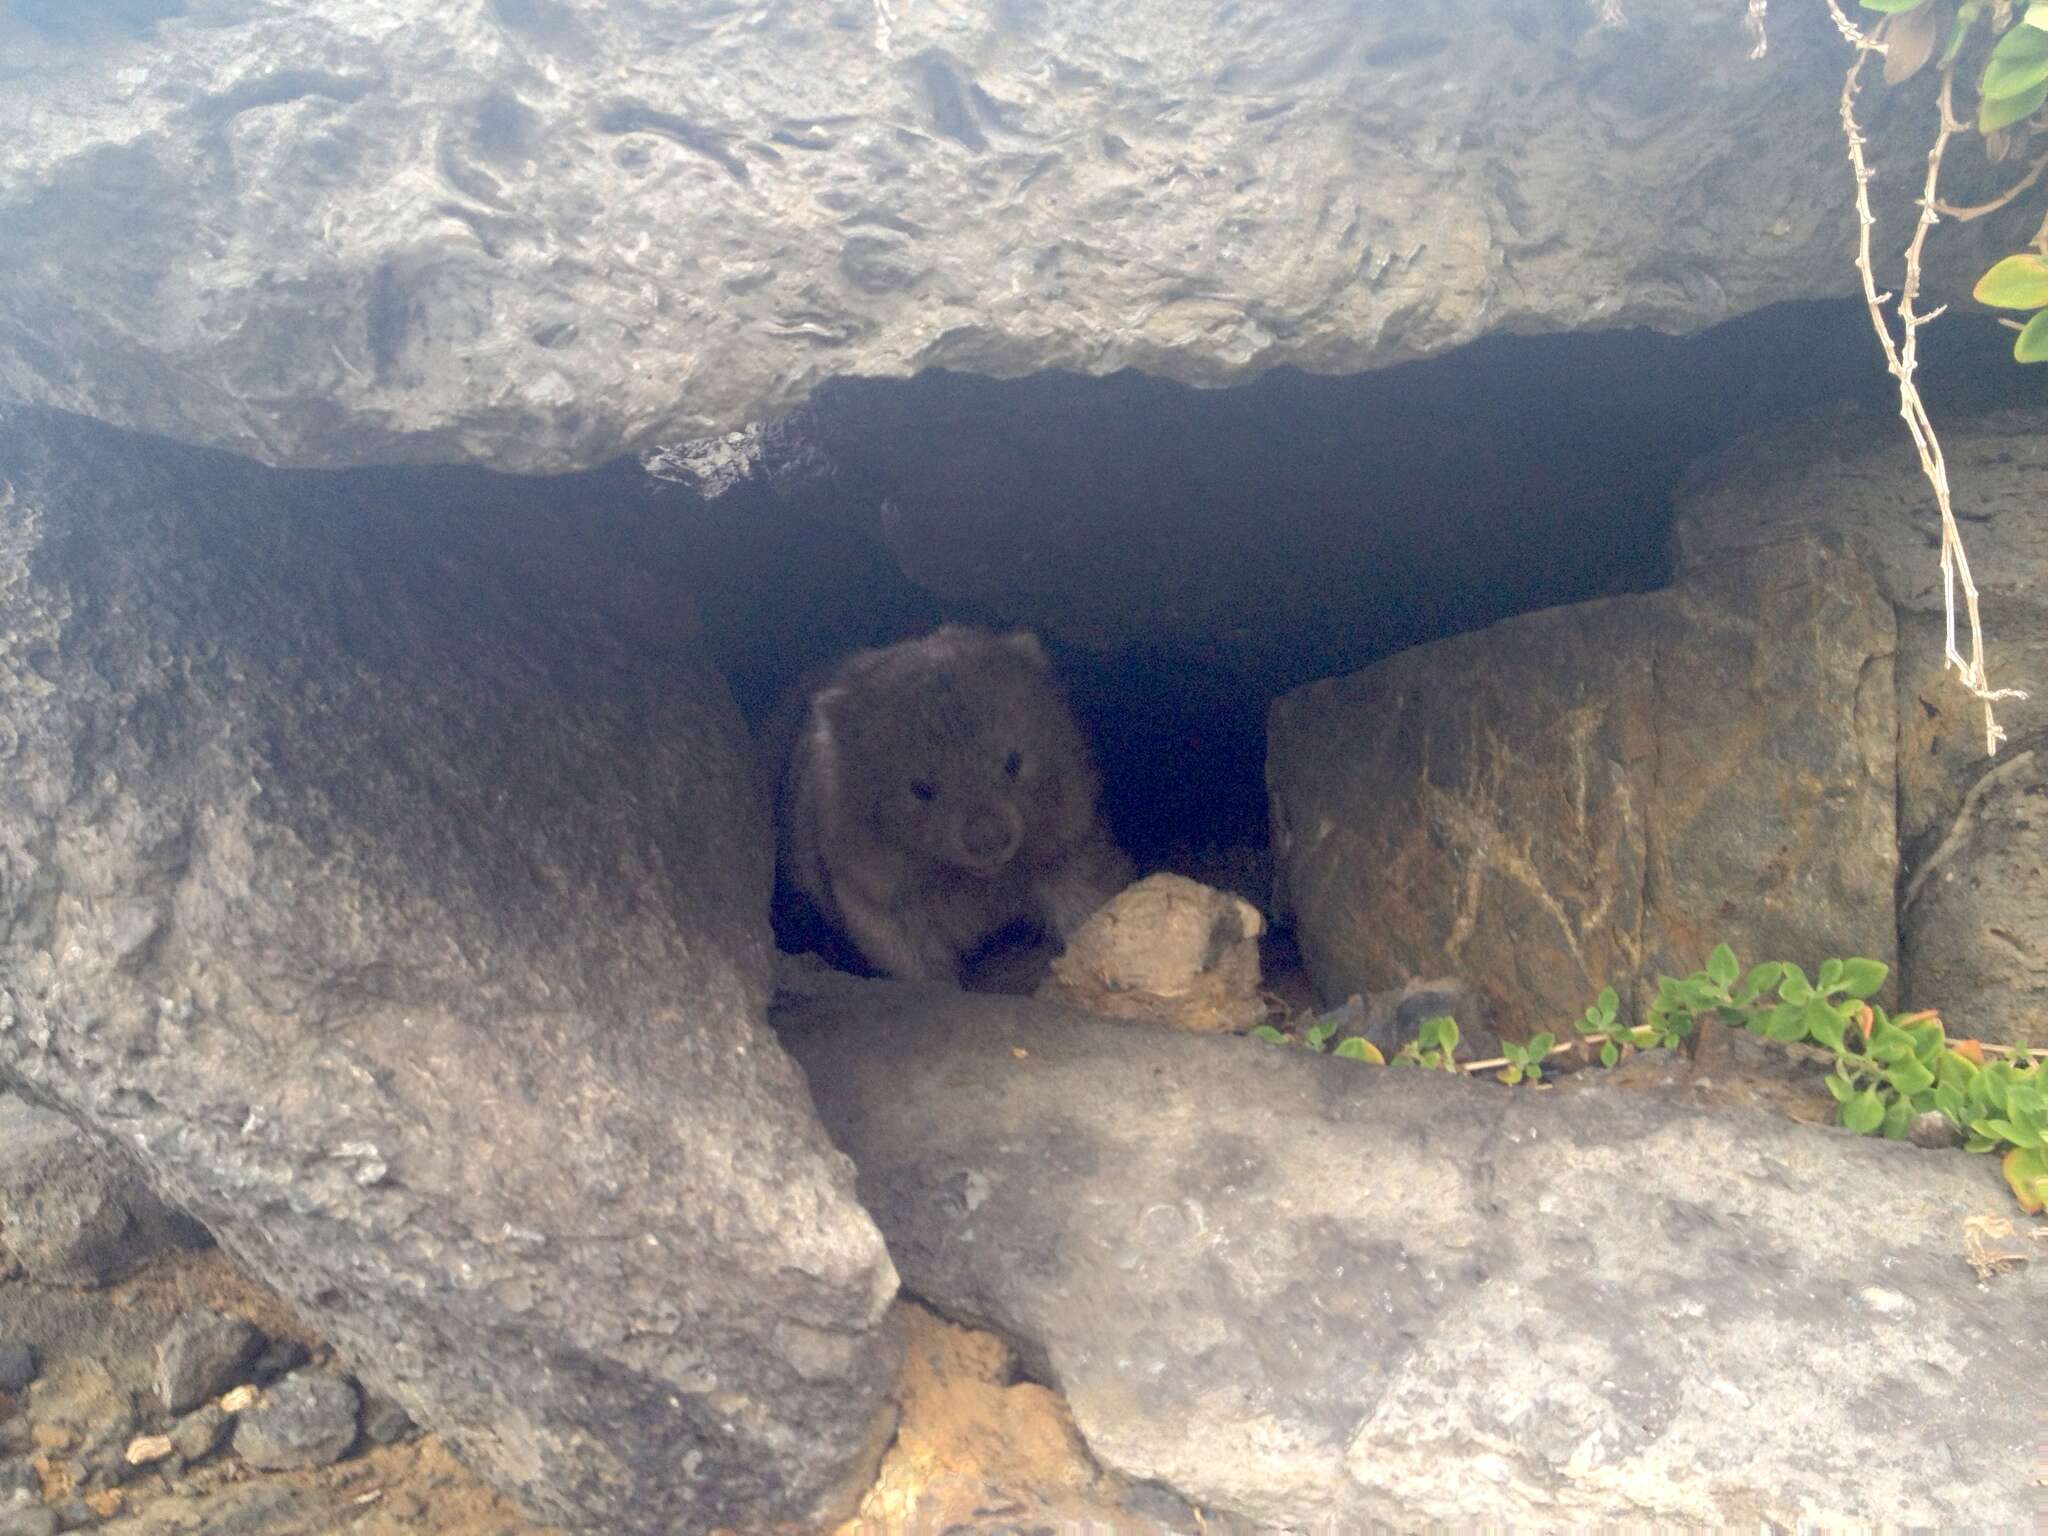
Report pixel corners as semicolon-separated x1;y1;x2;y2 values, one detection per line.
769;626;1133;984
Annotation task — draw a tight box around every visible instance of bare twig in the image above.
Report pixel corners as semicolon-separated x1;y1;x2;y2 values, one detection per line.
1825;0;1873;47
1935;149;2048;219
1833;26;2027;753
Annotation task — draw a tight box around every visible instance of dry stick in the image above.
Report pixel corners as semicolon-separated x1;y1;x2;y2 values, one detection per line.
1935;148;2048;219
1459;1031;2046;1075
1829;4;2027;753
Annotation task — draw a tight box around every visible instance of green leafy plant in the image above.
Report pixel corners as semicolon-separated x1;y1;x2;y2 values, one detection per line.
1253;1011;1381;1063
1497;1031;1556;1086
1575;944;2047;1212
1391;1014;1460;1073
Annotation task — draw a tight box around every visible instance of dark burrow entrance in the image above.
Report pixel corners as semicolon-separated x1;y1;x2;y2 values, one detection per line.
629;295;2047;968
333;294;2044;984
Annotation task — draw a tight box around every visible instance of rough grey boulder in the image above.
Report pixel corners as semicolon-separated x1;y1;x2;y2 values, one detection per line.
780;979;2048;1529
231;1372;361;1472
154;1310;263;1416
0;0;1997;472
1674;405;2048;1043
0;1094;194;1288
1266;533;1896;1036
0;407;899;1534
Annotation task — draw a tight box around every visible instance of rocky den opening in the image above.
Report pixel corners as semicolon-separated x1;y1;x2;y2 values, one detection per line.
6;0;2048;1530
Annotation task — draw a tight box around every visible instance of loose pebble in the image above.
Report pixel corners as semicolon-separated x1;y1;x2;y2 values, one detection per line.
154;1311;262;1415
0;1457;36;1506
0;1507;59;1536
359;1393;417;1446
167;1404;230;1465
231;1372;360;1471
122;1434;172;1467
0;1345;34;1397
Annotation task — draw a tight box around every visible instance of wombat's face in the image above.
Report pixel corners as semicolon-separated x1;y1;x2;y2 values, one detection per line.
817;630;1099;874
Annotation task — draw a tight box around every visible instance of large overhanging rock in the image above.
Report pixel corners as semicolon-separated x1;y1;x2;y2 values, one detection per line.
780;978;2048;1529
0;407;901;1534
0;0;1989;473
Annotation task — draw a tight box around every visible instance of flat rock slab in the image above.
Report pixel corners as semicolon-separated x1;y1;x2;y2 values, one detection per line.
0;0;1994;471
780;979;2047;1529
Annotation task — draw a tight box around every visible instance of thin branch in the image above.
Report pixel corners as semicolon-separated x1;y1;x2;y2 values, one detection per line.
1934;149;2048;220
1836;31;2026;753
1825;0;1874;47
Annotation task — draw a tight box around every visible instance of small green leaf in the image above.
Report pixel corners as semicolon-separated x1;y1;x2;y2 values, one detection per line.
1526;1032;1555;1058
1976;253;2048;308
1306;1016;1338;1050
1808;1011;1849;1054
1707;945;1738;988
1842;1088;1887;1136
1934;1082;1966;1123
1859;0;1929;12
1837;958;1888;999
1333;1036;1383;1064
1886;1056;1937;1098
1251;1025;1287;1044
1826;1073;1857;1104
1599;1042;1619;1068
1881;1100;1916;1140
1940;8;1976;66
1596;986;1618;1018
2003;1146;2048;1212
2013;308;2048;363
1818;958;1845;993
1983;20;2048;97
1975;1116;2044;1149
1981;76;2048;134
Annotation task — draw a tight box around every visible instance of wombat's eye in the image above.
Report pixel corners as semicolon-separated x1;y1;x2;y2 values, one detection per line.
910;780;936;803
1004;751;1024;780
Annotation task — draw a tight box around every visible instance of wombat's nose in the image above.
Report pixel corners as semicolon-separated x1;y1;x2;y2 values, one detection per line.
958;805;1024;867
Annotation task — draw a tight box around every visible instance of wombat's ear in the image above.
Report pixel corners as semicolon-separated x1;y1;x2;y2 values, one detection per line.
1000;630;1049;668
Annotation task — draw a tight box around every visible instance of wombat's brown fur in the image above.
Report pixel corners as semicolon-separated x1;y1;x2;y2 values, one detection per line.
769;626;1133;984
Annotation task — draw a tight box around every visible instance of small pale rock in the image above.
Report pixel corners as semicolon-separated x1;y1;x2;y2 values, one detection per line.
0;1346;33;1397
28;1427;70;1454
232;1373;360;1471
166;1406;230;1465
0;1507;58;1536
216;1386;257;1416
1039;874;1266;1033
121;1436;171;1468
154;1311;263;1414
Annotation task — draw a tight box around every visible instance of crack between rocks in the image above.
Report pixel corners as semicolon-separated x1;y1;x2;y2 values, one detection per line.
1899;747;2035;919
